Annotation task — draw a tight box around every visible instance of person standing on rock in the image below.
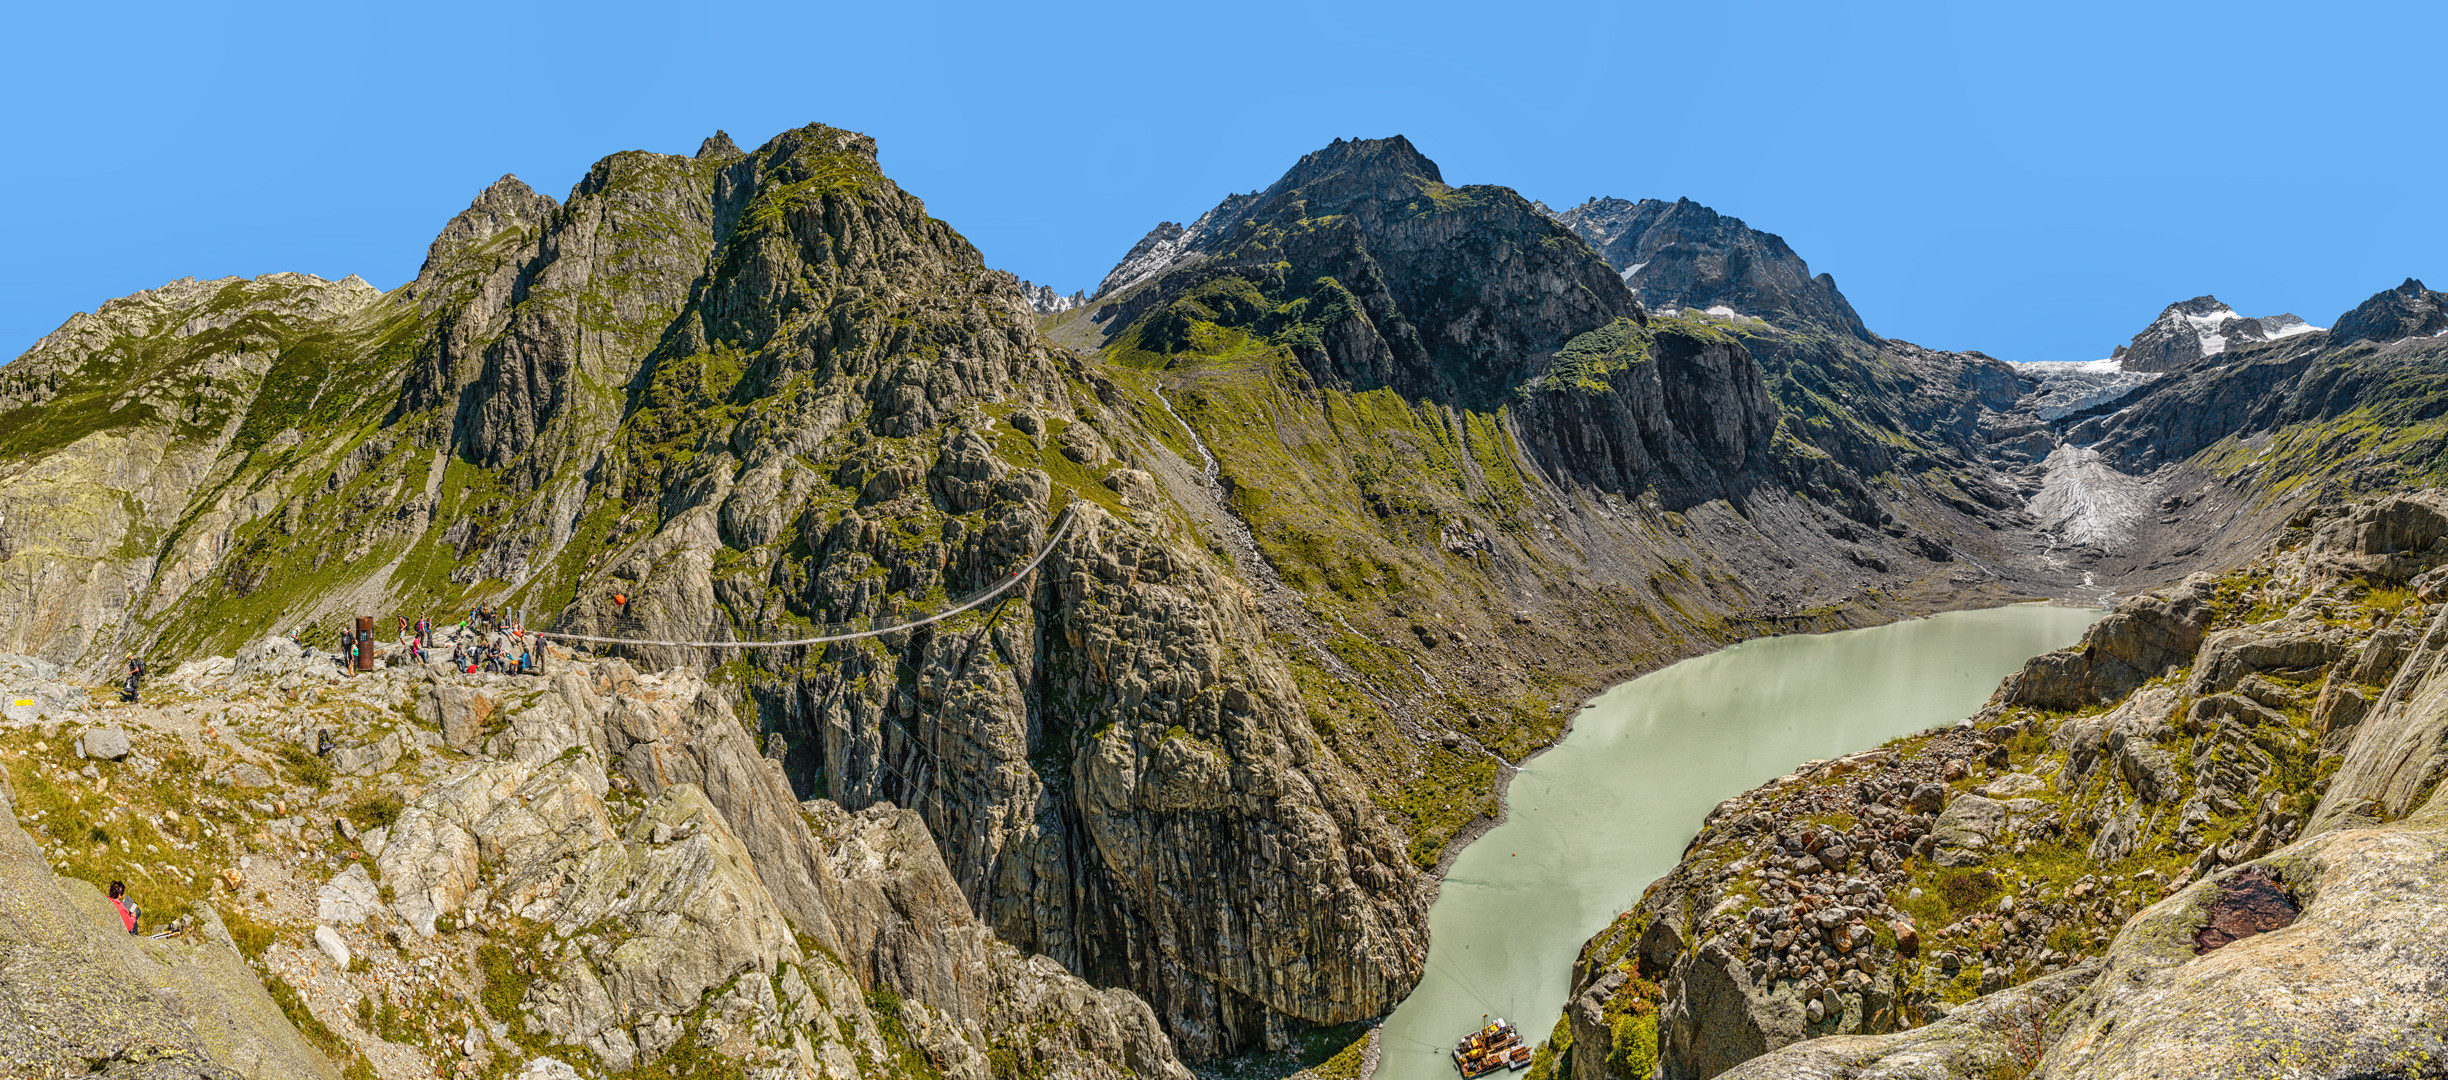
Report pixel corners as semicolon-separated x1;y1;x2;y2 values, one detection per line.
108;881;138;934
122;653;143;704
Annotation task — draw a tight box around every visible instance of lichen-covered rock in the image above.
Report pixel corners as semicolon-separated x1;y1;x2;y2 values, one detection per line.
2180;620;2346;697
2299;491;2448;583
2316;601;2448;829
78;725;130;760
518;784;802;1065
2038;821;2448;1077
349;656;1196;1080
1929;794;2048;867
1712;962;2100;1080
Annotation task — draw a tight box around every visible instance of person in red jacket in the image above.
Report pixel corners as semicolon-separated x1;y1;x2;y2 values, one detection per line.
108;880;139;934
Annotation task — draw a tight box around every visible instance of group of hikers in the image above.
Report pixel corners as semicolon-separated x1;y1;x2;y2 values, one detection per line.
405;604;541;674
277;602;542;676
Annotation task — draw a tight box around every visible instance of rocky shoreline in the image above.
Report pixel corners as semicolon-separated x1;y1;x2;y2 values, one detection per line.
1537;492;2448;1079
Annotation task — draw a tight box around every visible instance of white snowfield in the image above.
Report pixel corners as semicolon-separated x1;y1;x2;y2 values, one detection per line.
2161;302;2325;358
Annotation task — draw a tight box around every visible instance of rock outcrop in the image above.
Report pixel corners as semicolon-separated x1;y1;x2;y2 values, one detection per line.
1992;583;2214;708
2;640;1191;1079
0;761;335;1079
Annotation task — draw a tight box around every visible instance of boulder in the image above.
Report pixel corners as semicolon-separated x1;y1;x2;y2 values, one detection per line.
1930;795;2047;867
2344;624;2418;686
2054;687;2180;793
313;924;351;968
2311;681;2373;742
378;809;482;936
314;864;383;925
2303;492;2448;583
421;684;500;751
325;731;402;775
78;726;130;761
2186;692;2283;732
1974;773;2045;799
1654;937;1804;1080
1057;421;1114;466
516;1060;583;1080
2115;737;2184;805
1712;962;2100;1080
2182;622;2345;697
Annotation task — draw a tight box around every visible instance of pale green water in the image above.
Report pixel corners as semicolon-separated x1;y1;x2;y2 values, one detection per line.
1375;604;2101;1080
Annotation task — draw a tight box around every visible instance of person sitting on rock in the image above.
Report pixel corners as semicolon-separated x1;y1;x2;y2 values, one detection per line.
108;881;138;935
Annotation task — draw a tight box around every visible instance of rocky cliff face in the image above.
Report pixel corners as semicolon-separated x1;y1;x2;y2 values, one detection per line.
1538;194;2036;532
1545;196;1870;340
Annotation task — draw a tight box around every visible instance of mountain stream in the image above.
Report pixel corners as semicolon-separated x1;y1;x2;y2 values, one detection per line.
1374;604;2103;1079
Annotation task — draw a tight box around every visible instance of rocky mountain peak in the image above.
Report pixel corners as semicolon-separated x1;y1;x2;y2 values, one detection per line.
2110;294;2323;372
1547;195;1871;340
1091;137;1452;301
2331;277;2448;345
1257;134;1444;214
760;122;880;169
413;174;558;285
1014;278;1084;315
1096;135;1640;409
696;129;742;159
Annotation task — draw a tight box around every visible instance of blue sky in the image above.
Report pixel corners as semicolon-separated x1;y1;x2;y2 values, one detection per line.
3;0;2439;364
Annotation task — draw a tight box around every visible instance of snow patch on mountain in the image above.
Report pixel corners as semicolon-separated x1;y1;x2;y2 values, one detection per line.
2262;314;2322;339
2110;296;2326;372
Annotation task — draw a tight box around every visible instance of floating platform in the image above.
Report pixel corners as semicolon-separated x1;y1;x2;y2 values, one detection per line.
1451;1019;1531;1077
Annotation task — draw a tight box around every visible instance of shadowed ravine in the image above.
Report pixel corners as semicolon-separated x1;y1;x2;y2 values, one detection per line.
1376;605;2103;1080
